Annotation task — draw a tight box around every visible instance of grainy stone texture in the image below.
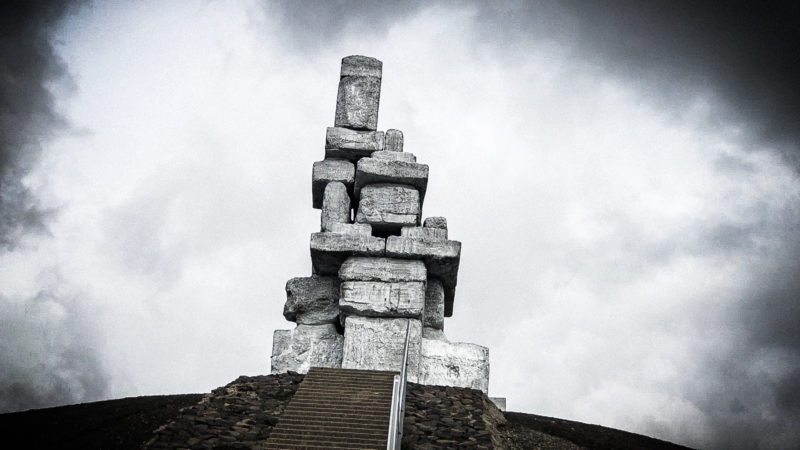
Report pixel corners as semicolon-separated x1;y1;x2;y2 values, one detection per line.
340;55;382;78
423;327;449;341
424;278;445;330
386;236;461;317
309;232;385;275
270;324;343;374
283;275;340;325
311;159;354;209
341;316;422;382
325;222;372;235
424;216;448;229
490;397;507;411
144;373;304;450
335;76;381;131
339;281;425;318
355;183;420;231
419;338;490;394
324;127;384;161
320;182;350;232
339;256;426;282
385;128;403;152
354;157;429;205
402;225;448;240
371;149;416;162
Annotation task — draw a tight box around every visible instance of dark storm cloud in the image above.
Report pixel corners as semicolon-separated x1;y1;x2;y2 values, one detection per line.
0;0;78;250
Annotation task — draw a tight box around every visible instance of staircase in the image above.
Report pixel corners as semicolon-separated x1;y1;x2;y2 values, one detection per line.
263;367;396;449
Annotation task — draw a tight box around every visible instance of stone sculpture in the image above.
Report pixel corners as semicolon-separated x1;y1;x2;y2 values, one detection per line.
270;55;490;393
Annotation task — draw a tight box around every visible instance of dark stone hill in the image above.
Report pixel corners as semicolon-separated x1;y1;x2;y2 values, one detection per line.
0;373;694;449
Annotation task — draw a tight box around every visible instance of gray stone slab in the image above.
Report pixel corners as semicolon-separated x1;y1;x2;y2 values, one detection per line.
339;256;426;282
401;226;447;240
283;275;340;325
385;129;403;152
326;222;372;235
370;150;416;162
312;159;354;209
423;216;448;229
354;157;429;206
490;397;507;411
355;184;420;231
335;76;381;131
422;327;448;341
324;127;385;161
310;233;385;275
418;338;489;394
342;316;421;382
385;236;461;317
339;281;425;319
423;278;445;330
340;55;382;78
321;182;351;232
270;324;343;374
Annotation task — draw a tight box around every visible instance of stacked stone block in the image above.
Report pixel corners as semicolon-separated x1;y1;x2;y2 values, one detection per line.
271;55;491;393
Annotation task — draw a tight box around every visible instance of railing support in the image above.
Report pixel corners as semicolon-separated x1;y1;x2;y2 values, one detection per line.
387;320;411;450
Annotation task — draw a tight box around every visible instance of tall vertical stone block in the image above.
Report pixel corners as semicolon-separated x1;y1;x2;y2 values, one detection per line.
342;316;422;382
335;56;382;131
423;278;445;330
312;159;354;209
385;129;403;152
271;324;343;374
321;182;350;231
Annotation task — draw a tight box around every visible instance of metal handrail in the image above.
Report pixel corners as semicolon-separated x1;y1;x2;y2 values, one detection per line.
387;320;411;450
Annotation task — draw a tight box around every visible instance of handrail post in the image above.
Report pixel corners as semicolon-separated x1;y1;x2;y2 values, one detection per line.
387;320;412;450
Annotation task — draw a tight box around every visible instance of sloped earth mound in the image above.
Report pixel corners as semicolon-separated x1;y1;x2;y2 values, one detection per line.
0;373;693;449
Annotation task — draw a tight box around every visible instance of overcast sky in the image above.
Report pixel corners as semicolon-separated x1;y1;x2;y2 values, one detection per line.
1;1;799;449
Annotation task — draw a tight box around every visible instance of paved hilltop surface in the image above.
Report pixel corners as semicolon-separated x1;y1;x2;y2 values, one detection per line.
0;372;694;450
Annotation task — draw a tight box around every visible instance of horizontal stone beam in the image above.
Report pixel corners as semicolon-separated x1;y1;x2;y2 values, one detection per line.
310;232;385;276
371;150;416;162
354;157;429;206
418;338;489;394
340;281;425;319
401;225;447;241
324;127;385;161
355;183;420;232
339;256;426;282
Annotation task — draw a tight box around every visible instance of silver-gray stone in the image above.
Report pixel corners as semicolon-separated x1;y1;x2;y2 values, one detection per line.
335;76;380;131
340;55;382;78
270;324;343;374
310;233;385;275
423;216;448;229
321;182;350;232
283;275;340;325
371;150;416;162
342;316;422;382
418;338;489;394
422;327;448;341
339;281;425;318
312;159;354;209
324;127;385;161
423;278;445;330
385;129;403;152
326;222;372;235
354;157;429;206
339;256;426;282
490;397;507;411
355;184;420;231
385;236;461;317
401;226;447;240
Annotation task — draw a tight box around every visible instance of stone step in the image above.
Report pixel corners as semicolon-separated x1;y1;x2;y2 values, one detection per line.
262;436;386;449
269;427;386;440
275;421;388;432
277;415;389;427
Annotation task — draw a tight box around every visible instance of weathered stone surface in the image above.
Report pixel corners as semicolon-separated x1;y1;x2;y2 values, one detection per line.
385;236;461;317
339;281;425;318
424;216;448;229
335;76;381;131
342;316;422;382
310;233;385;275
402;225;447;240
271;324;343;374
324;127;385;161
326;222;372;235
320;182;350;232
422;326;448;341
419;338;489;394
354;157;429;206
385;129;403;152
312;159;354;209
355;183;420;231
490;397;507;411
339;256;426;282
371;150;416;162
283;275;340;325
423;278;445;330
340;55;382;78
